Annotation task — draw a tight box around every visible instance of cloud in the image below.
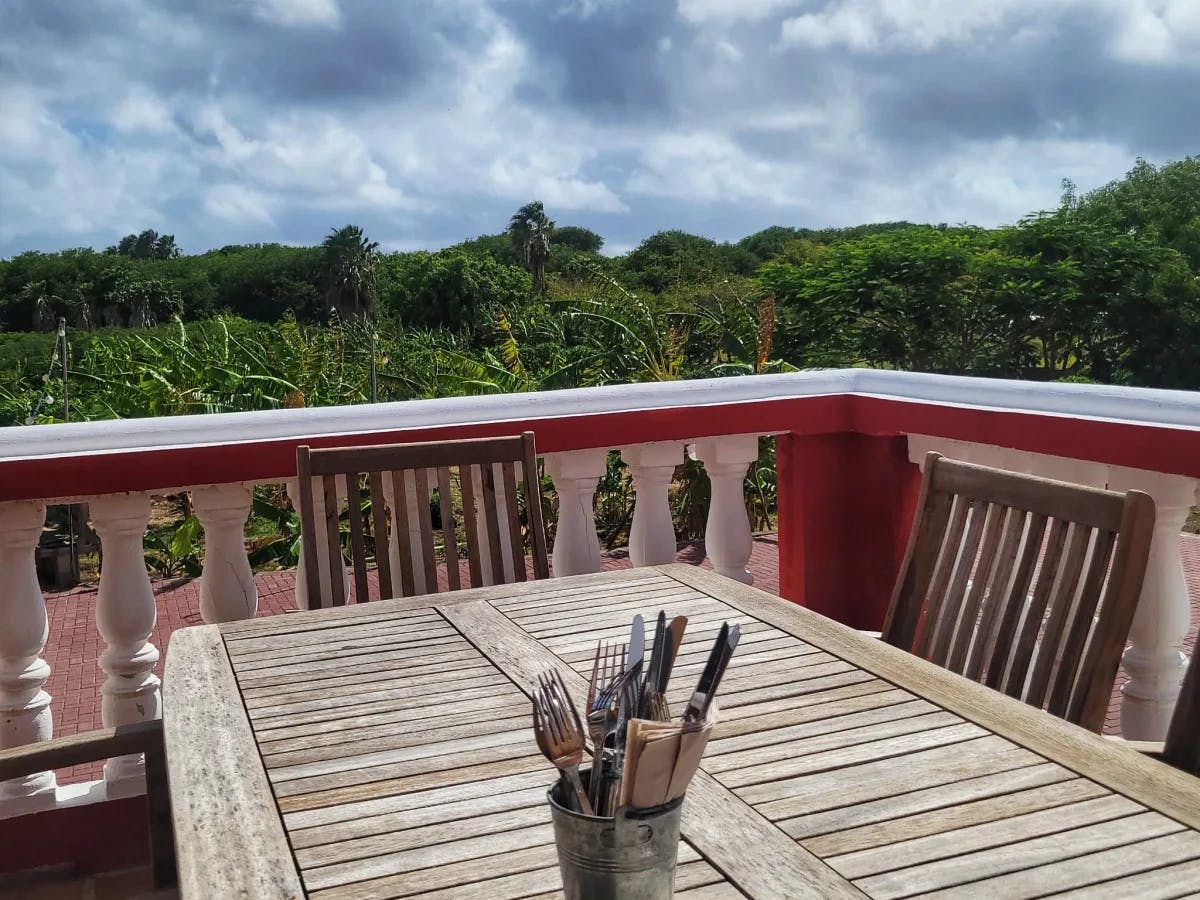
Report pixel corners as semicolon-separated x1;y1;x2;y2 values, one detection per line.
0;0;1195;259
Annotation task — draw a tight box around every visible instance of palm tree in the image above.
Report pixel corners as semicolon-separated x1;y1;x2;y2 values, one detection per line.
507;202;555;294
322;225;380;318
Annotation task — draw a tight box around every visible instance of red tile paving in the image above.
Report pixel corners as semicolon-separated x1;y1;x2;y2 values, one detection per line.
38;530;1191;788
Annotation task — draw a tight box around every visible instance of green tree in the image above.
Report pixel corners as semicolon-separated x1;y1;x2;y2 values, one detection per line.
108;230;181;260
382;251;531;333
1073;156;1200;271
321;225;379;319
551;225;604;253
507;201;555;294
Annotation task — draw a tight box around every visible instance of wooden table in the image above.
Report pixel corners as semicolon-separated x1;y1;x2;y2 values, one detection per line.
164;564;1200;899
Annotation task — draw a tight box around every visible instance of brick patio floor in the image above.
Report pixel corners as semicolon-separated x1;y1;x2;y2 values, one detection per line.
40;531;1198;787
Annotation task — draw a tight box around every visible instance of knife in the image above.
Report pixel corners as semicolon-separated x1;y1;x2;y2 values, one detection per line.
626;613;645;674
656;615;688;694
697;623;740;720
683;622;729;722
644;611;667;705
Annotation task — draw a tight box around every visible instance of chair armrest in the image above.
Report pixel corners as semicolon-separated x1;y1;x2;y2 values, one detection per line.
0;720;176;889
0;720;163;782
856;629;883;639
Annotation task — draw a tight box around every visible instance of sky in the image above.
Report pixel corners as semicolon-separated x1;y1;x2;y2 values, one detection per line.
0;0;1197;259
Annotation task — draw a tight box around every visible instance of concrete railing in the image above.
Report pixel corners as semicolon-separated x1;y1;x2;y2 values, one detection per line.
1;370;1197;818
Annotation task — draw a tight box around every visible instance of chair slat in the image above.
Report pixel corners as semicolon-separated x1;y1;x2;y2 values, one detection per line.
522;433;550;579
928;499;988;666
390;469;416;597
367;472;393;600
984;512;1048;688
1000;516;1069;699
437;466;461;592
1025;522;1092;709
413;467;438;592
501;461;527;583
295;450;323;609
964;506;1024;681
911;494;970;657
1075;491;1156;732
481;463;505;585
344;473;370;603
883;478;952;650
946;502;1007;674
1052;529;1116;720
321;474;346;607
460;463;485;587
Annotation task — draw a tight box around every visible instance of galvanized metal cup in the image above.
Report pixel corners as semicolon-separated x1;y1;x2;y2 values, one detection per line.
547;771;684;900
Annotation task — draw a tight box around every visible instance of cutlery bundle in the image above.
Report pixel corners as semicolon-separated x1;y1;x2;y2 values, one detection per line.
532;610;740;818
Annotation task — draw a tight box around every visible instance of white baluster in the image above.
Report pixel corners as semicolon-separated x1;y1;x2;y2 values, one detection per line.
1107;468;1197;740
90;493;160;798
693;435;760;584
0;501;57;814
286;478;349;609
621;443;682;567
545;449;608;576
192;483;256;623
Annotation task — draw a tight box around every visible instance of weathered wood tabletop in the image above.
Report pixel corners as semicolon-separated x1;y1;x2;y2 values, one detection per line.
164;564;1200;899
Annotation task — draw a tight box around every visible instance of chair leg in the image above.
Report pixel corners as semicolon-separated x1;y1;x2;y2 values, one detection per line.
144;733;177;889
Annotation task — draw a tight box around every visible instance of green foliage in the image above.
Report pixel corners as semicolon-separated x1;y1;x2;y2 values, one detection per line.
108;229;180;260
507;201;555;294
144;514;202;578
321;225;379;318
1073;156;1200;271
552;225;604;253
382;251;531;332
622;230;757;292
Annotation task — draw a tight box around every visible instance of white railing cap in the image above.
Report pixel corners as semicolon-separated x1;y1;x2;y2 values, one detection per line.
1;370;1197;463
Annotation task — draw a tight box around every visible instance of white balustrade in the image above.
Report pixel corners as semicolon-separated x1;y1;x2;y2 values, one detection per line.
692;435;759;584
621;443;682;567
90;493;161;798
193;482;256;623
545;449;608;576
286;478;349;609
0;500;57;814
1107;468;1197;740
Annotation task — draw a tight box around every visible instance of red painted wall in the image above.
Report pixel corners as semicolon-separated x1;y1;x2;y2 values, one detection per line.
0;795;148;876
778;432;921;629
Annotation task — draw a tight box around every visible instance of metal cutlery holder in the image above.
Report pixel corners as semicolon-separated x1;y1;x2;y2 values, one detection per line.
548;771;683;900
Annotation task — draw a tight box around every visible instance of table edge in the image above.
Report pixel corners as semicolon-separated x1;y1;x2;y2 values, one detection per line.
164;625;306;899
657;563;1200;832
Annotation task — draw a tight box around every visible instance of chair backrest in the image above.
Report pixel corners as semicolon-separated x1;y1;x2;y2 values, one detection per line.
1164;647;1200;775
295;431;549;607
882;451;1156;732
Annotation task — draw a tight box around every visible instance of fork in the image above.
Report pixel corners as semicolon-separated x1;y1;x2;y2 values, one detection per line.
586;641;627;752
533;669;594;816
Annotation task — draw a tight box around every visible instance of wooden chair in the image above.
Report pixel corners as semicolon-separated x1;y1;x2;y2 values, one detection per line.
1119;648;1200;776
1162;650;1200;774
0;721;176;889
882;451;1156;732
294;431;549;606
